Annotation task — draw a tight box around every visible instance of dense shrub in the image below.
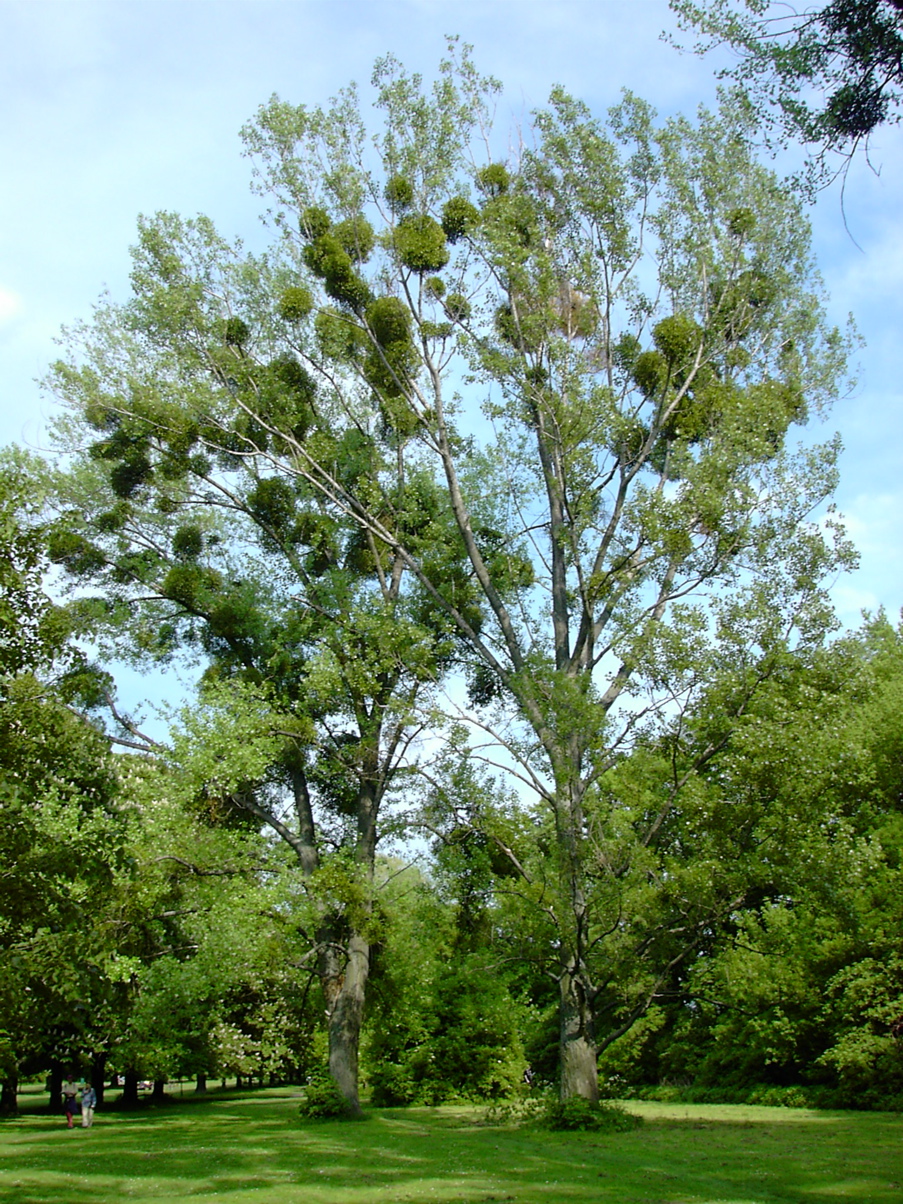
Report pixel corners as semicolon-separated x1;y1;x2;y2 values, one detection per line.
621;1081;903;1112
297;1072;357;1121
367;957;526;1106
542;1097;642;1132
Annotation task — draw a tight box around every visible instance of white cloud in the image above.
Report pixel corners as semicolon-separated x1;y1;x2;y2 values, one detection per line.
0;287;23;325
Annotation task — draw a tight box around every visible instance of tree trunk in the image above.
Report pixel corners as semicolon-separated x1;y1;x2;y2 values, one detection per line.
121;1071;139;1106
195;1074;207;1093
92;1053;107;1108
325;931;370;1116
559;970;599;1101
152;1079;166;1102
47;1064;62;1112
0;1076;18;1116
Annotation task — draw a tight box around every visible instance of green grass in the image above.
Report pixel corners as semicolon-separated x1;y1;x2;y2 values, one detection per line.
2;1087;901;1203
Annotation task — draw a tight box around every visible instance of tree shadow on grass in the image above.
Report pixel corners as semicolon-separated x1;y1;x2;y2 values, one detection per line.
2;1096;902;1203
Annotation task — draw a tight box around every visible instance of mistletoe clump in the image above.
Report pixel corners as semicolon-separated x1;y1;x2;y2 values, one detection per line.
441;196;480;243
278;285;314;322
632;350;668;399
303;233;373;311
299;206;332;240
444;293;472;322
362;296;420;417
333;215;376;263
300;210;373;313
384;174;414;213
258;355;317;442
476;162;510;197
223;316;250;348
109;451;154;499
246;477;298;543
652;313;704;367
172;524;203;560
394;214;449;274
366;296;411;346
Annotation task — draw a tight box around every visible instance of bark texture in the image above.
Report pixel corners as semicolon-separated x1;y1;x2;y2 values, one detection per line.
559;972;599;1101
326;932;371;1115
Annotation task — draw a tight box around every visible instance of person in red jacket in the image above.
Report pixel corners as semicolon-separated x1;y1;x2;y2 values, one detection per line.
61;1078;79;1129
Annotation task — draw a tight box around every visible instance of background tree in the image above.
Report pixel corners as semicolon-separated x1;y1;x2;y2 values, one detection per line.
0;454;124;1114
366;765;528;1105
595;614;903;1109
671;0;903;190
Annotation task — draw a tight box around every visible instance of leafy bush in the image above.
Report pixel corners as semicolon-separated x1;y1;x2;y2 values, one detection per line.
369;1060;421;1107
297;1073;356;1121
541;1097;642;1132
481;1093;548;1125
367;957;527;1106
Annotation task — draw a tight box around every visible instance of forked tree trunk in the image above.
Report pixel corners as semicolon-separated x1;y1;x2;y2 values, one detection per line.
257;752;379;1115
559;969;599;1101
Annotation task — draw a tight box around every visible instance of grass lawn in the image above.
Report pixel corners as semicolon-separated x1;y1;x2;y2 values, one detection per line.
1;1087;901;1203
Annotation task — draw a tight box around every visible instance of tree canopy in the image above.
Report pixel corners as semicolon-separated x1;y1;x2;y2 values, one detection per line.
671;1;903;189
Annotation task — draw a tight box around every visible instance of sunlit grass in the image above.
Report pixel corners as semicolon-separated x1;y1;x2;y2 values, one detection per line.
1;1087;901;1202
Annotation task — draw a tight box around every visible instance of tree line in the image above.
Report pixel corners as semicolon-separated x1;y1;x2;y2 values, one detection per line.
2;43;901;1117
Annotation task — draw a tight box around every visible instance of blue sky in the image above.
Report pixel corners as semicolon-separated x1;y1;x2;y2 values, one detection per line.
2;0;901;650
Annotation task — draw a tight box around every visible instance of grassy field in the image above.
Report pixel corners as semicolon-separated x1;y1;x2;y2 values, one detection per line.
1;1087;901;1203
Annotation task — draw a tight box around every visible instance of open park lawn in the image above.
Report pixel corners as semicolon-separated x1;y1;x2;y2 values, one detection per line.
1;1089;901;1203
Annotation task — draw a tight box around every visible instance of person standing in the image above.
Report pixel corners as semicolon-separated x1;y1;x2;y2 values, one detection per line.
80;1083;96;1128
61;1078;79;1129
